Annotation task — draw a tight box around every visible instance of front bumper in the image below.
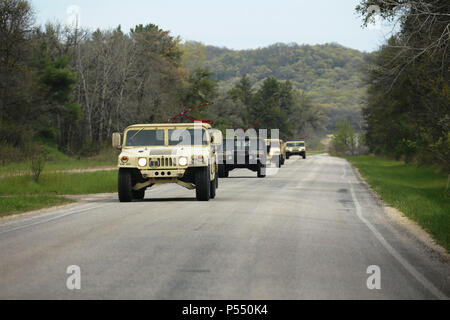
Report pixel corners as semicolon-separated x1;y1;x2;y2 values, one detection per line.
139;169;186;178
287;150;306;155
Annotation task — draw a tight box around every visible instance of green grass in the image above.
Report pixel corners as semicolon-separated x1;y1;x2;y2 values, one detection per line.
0;145;117;176
0;195;74;217
0;171;118;196
345;155;450;252
0;171;118;217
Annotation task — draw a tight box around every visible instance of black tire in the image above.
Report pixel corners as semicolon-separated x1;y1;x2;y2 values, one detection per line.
257;164;266;178
281;156;285;166
132;189;145;200
210;174;217;199
118;169;133;203
303;153;307;159
195;167;210;201
224;169;229;178
218;164;226;178
286;154;290;160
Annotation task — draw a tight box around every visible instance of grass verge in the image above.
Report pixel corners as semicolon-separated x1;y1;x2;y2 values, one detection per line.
0;171;117;217
345;155;450;252
0;195;74;218
0;145;117;176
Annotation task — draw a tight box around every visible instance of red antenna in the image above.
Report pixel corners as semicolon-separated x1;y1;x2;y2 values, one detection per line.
165;103;214;125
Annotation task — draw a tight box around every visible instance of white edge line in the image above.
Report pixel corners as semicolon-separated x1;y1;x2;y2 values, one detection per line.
0;203;111;235
343;163;448;300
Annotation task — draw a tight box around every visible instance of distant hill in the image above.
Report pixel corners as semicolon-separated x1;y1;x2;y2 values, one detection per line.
181;42;369;131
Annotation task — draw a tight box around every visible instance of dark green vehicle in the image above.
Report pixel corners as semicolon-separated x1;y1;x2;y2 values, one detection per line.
218;137;268;178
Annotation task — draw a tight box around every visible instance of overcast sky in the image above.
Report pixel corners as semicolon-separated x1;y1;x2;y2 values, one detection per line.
32;0;395;52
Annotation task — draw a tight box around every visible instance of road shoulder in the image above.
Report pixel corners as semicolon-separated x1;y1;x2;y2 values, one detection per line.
348;162;450;261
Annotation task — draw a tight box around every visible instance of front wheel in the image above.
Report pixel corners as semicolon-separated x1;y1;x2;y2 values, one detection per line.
218;164;226;178
195;167;211;201
257;164;266;178
118;169;133;202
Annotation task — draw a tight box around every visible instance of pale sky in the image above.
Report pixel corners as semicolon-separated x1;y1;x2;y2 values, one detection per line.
32;0;395;52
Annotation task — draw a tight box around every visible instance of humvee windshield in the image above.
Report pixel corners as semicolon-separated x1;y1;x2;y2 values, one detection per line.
125;129;165;147
125;128;209;147
287;142;305;147
168;129;208;146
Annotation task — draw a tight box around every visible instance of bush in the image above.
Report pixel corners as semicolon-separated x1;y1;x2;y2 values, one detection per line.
28;145;48;182
330;120;368;156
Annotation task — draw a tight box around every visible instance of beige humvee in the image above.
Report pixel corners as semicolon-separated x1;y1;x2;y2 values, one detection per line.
112;123;222;202
286;141;306;159
265;139;286;168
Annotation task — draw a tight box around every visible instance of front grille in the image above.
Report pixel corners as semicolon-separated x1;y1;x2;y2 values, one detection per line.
149;156;177;168
150;149;176;156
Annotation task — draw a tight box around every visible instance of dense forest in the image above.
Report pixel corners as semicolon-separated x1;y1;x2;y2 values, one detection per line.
182;42;368;131
0;0;329;163
357;0;449;169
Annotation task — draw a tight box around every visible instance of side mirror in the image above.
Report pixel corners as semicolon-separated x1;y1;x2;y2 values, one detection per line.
112;133;122;150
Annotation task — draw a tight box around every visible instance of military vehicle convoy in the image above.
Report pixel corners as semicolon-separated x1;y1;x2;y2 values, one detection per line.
113;122;311;202
218;137;268;178
286;141;307;159
112;123;222;202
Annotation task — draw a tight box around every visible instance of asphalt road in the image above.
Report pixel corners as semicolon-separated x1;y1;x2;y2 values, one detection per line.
0;154;449;300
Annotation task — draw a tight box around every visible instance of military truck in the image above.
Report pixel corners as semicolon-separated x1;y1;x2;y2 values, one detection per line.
218;137;268;178
112;123;222;202
286;141;307;159
280;139;287;165
265;139;285;168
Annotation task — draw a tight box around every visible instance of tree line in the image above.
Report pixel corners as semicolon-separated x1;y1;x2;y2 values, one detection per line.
181;41;367;132
357;0;449;170
0;0;326;163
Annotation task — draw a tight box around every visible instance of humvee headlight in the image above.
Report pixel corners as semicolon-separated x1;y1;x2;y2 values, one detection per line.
178;157;188;166
138;158;148;167
121;156;129;162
